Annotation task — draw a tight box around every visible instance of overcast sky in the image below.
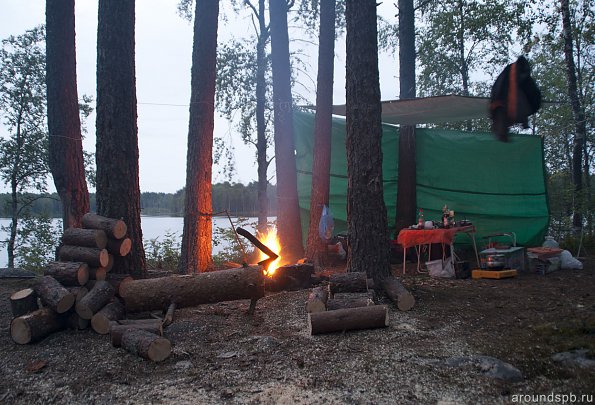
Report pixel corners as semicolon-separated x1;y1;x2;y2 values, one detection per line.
0;0;400;193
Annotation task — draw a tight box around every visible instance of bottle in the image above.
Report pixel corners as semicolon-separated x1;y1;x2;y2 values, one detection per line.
417;208;424;229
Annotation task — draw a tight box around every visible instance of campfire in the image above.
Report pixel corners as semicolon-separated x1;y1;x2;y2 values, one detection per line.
255;226;283;277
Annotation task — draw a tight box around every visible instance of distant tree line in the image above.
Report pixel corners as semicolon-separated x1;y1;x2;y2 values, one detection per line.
0;182;277;218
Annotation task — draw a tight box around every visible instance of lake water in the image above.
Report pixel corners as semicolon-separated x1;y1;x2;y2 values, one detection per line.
0;216;264;268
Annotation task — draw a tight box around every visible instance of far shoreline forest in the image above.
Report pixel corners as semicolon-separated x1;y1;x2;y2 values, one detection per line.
0;182;277;219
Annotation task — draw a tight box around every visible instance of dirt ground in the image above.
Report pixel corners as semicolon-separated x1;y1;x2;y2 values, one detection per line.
0;258;593;405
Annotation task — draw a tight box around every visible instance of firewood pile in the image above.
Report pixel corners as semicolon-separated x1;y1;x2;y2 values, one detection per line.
305;272;415;335
8;213;172;362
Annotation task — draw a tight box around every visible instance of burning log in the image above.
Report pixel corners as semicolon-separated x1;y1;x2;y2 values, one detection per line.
120;329;171;362
266;263;314;291
35;276;75;314
110;320;163;347
91;299;126;334
62;228;108;249
59;245;110;268
82;213;127;240
120;266;265;313
45;261;89;286
106;237;132;257
76;280;115;319
10;288;39;318
382;277;415;311
162;302;176;327
329;272;369;295
308;305;389;335
10;307;67;344
305;286;329;313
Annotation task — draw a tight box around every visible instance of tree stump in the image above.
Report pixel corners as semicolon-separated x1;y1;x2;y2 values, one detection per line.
106;237;132;256
76;280;115;319
308;305;389;335
120;266;265;312
305;286;328;313
45;261;89;286
91;299;126;334
110;320;163;347
329;272;369;295
382;277;415;311
82;213;127;239
11;307;67;344
59;245;110;268
10;288;39;318
62;228;108;249
120;329;171;362
34;276;75;314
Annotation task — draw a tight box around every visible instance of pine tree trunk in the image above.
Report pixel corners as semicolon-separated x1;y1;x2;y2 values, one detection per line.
561;0;587;234
46;0;90;230
269;0;304;262
305;0;336;261
96;0;145;276
345;0;391;284
395;0;417;234
179;0;220;274
256;0;270;232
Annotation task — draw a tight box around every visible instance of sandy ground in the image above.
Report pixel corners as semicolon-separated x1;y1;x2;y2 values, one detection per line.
0;259;593;405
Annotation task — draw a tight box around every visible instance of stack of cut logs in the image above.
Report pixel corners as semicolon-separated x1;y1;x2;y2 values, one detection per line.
306;272;415;335
9;213;172;362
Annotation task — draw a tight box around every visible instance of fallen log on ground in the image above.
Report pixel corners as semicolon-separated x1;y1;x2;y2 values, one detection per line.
326;297;375;311
59;245;110;268
35;276;75;314
110;319;163;347
308;305;389;335
382;276;415;311
45;261;89;286
333;291;377;302
120;266;265;312
62;228;108;249
76;280;115;319
329;272;369;295
305;286;328;313
120;329;171;362
91;299;126;334
11;307;67;344
10;288;38;318
106;237;132;256
82;213;127;240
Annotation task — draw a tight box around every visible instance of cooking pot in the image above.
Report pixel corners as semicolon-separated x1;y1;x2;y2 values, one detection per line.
486;254;506;269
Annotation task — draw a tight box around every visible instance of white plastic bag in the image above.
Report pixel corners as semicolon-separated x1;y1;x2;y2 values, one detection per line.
560;250;583;270
427;257;455;278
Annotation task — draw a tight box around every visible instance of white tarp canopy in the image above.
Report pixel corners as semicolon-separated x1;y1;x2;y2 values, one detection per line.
329;95;491;125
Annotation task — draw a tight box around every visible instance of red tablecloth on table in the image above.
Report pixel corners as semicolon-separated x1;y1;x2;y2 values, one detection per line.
396;225;476;248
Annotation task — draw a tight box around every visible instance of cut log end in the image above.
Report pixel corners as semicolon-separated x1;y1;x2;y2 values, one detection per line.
78;267;89;285
147;338;172;362
10;288;38;318
10;318;31;345
56;294;75;314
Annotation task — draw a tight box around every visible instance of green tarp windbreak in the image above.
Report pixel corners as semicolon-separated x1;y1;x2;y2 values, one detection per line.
293;110;549;247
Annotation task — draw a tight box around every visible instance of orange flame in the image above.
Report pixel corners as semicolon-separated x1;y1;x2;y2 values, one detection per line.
257;226;282;277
